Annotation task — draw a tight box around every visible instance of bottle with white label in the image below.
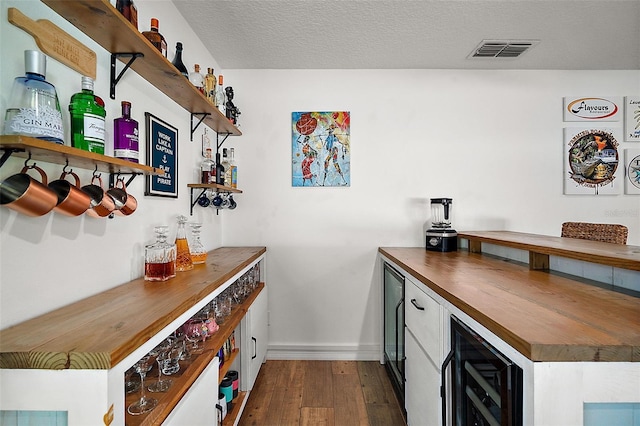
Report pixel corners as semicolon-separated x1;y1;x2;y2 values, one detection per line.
69;76;106;154
3;50;64;144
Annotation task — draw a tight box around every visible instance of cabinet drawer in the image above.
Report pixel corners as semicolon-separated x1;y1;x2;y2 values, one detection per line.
405;279;441;366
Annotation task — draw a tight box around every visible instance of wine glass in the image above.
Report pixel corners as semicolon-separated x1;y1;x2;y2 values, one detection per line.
182;319;207;355
127;355;158;415
147;342;173;393
124;366;140;394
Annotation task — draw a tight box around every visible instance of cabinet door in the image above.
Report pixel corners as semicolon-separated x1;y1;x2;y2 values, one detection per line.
247;287;268;390
405;278;441;366
405;329;440;426
163;357;220;425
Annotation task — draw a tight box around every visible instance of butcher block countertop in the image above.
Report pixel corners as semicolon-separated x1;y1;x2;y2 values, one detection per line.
379;238;640;362
0;247;266;370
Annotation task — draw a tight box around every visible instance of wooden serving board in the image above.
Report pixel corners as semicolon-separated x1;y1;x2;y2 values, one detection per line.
8;7;96;79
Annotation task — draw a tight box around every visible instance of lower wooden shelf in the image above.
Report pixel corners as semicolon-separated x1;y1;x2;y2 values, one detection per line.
124;283;264;426
223;391;247;426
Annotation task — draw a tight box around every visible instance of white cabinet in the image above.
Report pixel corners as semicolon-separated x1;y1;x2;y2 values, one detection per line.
164;357;220;425
405;330;440;426
241;287;268;391
404;277;443;425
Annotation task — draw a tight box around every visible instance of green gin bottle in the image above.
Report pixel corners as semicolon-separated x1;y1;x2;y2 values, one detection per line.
69;76;106;154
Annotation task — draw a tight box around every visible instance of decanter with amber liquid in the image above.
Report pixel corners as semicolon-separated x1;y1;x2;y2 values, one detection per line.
189;222;207;264
175;215;193;271
144;226;176;281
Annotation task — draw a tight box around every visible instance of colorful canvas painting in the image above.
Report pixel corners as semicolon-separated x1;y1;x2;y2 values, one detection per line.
625;149;640;195
292;111;350;187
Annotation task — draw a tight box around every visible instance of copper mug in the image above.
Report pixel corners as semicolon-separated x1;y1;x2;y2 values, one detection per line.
81;175;116;218
49;171;91;216
0;165;58;217
107;178;137;216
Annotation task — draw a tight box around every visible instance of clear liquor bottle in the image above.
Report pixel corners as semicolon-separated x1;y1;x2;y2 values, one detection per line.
113;101;139;163
142;18;167;57
189;64;205;94
215;74;225;113
69;76;106;154
3;50;64;144
201;148;215;183
222;148;231;187
172;42;189;79
189;222;207;264
229;147;237;189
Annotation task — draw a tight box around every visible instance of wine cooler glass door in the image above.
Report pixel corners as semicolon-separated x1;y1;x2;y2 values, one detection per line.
383;262;405;402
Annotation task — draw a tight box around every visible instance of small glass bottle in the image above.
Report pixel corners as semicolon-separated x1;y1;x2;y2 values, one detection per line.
215;151;225;185
142;18;167;57
145;226;176;281
113;101;139;163
69;76;106;154
201;148;215;183
175;215;193;271
229;147;237;189
172;42;189;79
204;68;217;104
189;222;207;264
116;0;138;29
215;74;225;113
189;64;205;94
222;148;231;187
3;50;64;144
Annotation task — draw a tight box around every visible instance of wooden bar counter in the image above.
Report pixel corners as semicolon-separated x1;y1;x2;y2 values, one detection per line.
379;236;640;363
0;246;266;370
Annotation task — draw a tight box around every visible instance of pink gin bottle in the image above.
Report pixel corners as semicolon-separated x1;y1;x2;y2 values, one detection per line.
113;101;139;163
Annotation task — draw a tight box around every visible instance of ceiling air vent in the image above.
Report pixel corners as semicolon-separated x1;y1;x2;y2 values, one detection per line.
468;40;539;59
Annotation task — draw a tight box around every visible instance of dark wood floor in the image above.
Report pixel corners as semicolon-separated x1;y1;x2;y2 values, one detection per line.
239;360;406;426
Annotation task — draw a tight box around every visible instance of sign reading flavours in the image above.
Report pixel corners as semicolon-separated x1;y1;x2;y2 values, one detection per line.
145;112;178;198
563;96;622;121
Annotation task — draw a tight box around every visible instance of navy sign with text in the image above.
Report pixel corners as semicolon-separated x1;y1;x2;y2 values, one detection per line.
145;113;178;198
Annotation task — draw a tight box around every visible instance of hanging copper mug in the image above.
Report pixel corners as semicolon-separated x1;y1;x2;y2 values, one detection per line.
107;177;137;216
49;170;91;216
0;164;58;217
81;174;115;218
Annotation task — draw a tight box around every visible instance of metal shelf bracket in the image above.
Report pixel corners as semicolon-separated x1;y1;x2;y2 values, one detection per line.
110;52;144;99
0;148;24;169
190;112;211;141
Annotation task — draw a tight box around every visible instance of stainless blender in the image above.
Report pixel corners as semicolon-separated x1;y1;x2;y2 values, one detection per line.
425;198;457;252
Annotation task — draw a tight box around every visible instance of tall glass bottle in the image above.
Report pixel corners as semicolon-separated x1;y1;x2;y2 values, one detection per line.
172;42;189;79
69;76;106;154
222;148;231;187
201;148;215;184
229;148;237;189
116;0;138;29
175;215;193;271
113;101;139;163
204;68;216;104
3;50;64;144
215;74;225;113
142;18;167;57
189;64;205;94
145;226;176;281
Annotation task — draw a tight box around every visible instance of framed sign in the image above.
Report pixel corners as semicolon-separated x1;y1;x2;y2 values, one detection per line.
145;113;178;198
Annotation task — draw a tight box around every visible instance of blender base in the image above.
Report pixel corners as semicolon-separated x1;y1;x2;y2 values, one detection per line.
425;229;458;252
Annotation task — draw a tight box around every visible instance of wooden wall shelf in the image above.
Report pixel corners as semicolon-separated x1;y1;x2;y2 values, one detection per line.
187;183;243;194
40;0;241;137
0;135;160;175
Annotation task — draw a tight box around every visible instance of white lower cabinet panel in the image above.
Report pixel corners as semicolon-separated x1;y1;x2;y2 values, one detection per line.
163;357;220;425
405;329;440;426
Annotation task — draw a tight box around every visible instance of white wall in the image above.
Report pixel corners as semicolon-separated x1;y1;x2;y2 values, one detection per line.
0;0;227;328
1;1;638;360
221;69;640;359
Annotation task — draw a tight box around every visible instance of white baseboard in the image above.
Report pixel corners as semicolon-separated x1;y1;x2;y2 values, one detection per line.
267;344;381;361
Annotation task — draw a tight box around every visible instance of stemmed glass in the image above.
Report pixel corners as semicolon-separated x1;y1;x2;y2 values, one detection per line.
147;342;173;393
182;319;208;355
127;355;158;415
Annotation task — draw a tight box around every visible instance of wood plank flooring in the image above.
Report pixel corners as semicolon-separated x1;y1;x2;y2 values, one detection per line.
239;360;406;426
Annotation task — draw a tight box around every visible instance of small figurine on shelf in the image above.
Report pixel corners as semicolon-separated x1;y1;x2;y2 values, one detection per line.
224;86;240;125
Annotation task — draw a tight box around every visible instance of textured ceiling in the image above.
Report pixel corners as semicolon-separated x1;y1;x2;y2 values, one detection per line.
173;0;640;70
